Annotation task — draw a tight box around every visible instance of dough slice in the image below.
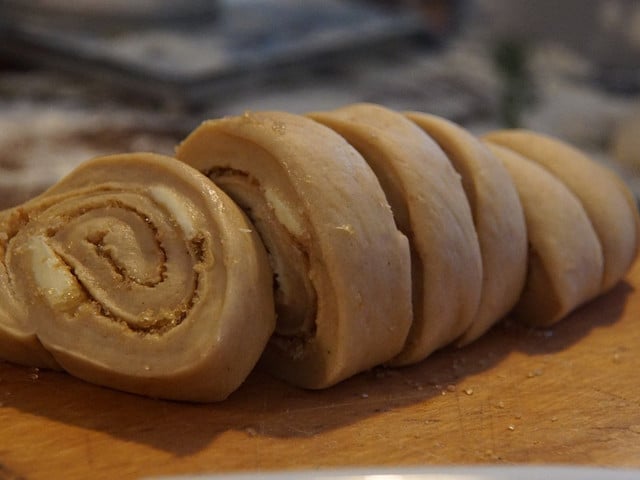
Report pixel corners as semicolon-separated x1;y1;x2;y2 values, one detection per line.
176;111;412;388
309;104;482;365
485;143;604;325
484;129;640;292
406;112;527;345
0;153;275;402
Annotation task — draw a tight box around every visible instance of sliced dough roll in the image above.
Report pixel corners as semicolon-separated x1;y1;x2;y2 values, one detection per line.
485;143;604;326
176;111;412;388
308;104;482;365
484;129;640;292
406;112;527;345
0;153;275;402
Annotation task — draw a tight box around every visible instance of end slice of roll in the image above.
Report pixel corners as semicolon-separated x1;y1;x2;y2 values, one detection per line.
308;104;483;365
485;143;604;325
176;111;413;388
0;153;275;402
406;112;528;345
484;129;640;292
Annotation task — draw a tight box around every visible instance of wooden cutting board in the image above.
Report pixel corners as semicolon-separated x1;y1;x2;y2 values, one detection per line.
1;260;640;480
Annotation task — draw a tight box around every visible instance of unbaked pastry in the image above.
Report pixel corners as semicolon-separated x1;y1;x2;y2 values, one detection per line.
0;153;275;401
406;112;527;344
485;143;604;325
308;104;482;365
1;105;637;402
484;129;640;293
176;110;413;388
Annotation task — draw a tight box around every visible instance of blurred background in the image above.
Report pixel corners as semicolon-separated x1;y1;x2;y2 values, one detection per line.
1;0;639;209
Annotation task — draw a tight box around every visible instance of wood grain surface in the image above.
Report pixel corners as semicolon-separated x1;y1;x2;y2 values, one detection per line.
1;260;640;480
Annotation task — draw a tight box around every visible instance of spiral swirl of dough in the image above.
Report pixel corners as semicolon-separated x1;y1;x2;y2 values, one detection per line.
0;153;275;401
